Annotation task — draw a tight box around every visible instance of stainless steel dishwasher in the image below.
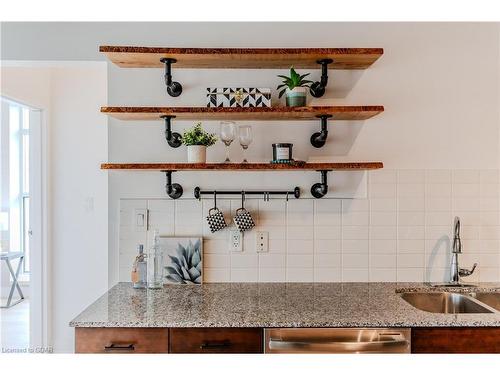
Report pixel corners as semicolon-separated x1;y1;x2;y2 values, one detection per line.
265;328;411;353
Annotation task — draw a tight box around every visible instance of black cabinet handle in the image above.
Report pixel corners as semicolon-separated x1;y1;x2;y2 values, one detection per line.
200;341;232;350
104;343;135;352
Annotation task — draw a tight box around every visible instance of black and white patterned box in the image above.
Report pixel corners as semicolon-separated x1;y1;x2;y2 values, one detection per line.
206;87;271;108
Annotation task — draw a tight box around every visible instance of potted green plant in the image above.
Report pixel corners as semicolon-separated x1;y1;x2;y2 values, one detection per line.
277;67;313;107
181;122;218;163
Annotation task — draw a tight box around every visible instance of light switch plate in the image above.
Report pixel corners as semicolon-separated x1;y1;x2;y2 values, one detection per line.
230;230;243;252
134;208;148;232
256;231;268;252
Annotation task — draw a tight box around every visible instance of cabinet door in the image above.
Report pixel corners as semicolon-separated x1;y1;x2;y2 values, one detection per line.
169;328;263;353
75;328;169;353
412;328;500;353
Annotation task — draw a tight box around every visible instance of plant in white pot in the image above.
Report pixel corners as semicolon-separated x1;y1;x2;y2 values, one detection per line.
181;122;218;163
277;67;313;107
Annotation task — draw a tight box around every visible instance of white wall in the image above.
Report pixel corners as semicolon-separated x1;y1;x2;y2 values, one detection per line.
0;63;108;352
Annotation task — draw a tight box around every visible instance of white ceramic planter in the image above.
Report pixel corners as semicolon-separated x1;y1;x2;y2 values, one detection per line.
286;87;307;106
187;145;207;163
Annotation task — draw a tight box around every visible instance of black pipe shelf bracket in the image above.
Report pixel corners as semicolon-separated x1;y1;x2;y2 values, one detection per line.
311;114;332;148
194;187;301;201
311;170;330;199
310;58;333;98
160;115;182;148
164;171;183;199
160;57;183;97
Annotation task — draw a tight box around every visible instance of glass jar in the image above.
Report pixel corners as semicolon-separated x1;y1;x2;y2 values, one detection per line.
147;230;164;289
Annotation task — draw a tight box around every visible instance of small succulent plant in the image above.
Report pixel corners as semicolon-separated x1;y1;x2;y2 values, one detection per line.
164;240;202;284
181;122;217;147
277;67;313;98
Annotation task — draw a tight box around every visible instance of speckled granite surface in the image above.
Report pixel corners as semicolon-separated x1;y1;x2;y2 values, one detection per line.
69;282;500;328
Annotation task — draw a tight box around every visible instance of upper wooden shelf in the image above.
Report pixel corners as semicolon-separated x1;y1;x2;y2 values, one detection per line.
99;46;384;69
100;162;383;171
101;106;384;121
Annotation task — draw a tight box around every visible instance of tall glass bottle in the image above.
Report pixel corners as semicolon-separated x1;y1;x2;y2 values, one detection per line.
147;230;164;289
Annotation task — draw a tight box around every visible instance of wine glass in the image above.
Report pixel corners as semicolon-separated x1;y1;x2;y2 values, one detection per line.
220;121;236;163
238;125;253;163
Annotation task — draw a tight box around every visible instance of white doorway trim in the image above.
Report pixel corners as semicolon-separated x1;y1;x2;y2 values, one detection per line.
1;95;50;349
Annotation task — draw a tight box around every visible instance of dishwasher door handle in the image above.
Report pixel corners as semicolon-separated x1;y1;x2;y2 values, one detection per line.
268;336;409;353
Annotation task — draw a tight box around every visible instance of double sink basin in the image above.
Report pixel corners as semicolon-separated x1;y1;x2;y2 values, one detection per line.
400;290;500;314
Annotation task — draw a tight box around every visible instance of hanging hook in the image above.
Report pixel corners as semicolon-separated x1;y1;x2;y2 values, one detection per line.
285;192;289;202
241;190;245;208
213;190;217;209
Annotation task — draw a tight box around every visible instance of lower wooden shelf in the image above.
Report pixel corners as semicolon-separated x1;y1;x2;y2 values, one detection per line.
100;162;383;171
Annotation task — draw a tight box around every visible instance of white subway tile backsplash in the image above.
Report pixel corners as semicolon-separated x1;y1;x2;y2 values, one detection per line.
343;254;369;268
370;269;397;282
342;211;369;226
287;268;314;282
342;199;369;213
370;211;397;226
204;254;230;268
118;169;500;283
425;197;452;212
342;226;369;240
398;253;425;268
287;254;313;268
314;268;341;282
204;268;230;282
287;240;314;254
314;200;341;226
398;212;425;226
231;254;258;268
370;226;397;240
370;239;397;254
369;183;397;198
425;170;452;184
452;170;480;184
369;170;397;184
259;254;286;268
259;268;286;282
314;253;342;268
397;184;424;197
342;239;369;253
314;226;341;240
398;170;425;184
398;196;425;211
425;184;452;197
480;170;499;184
370;254;396;268
231;268;258;282
343;269;369;282
314;239;342;253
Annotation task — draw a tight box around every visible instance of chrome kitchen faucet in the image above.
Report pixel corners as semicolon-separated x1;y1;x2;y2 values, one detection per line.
450;216;477;285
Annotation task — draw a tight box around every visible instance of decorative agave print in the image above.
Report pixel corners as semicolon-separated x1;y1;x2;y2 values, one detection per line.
164;239;202;284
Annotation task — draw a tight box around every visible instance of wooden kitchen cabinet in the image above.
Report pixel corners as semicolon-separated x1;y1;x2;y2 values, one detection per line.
75;327;169;353
411;328;500;353
169;328;263;353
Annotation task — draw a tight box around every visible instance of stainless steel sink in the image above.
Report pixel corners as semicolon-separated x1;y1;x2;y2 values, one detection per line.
400;292;494;314
468;292;500;311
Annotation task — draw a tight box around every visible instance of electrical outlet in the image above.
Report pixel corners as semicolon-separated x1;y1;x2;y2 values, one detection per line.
256;231;268;252
230;230;243;252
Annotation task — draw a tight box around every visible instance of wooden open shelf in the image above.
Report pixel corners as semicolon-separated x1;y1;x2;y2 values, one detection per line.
100;46;384;69
101;106;384;121
100;162;384;171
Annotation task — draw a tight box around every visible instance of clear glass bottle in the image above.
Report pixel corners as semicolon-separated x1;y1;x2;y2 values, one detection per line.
147;230;164;289
132;244;147;289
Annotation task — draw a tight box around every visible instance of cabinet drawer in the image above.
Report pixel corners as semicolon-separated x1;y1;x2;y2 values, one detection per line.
75;328;169;353
169;328;263;353
412;328;500;353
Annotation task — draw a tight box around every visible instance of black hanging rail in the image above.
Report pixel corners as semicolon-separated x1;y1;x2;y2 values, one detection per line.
194;187;300;200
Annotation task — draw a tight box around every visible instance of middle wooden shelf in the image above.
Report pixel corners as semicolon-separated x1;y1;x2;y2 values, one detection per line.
101;105;384;121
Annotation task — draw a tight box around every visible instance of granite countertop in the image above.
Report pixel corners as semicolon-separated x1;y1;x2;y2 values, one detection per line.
70;282;500;328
